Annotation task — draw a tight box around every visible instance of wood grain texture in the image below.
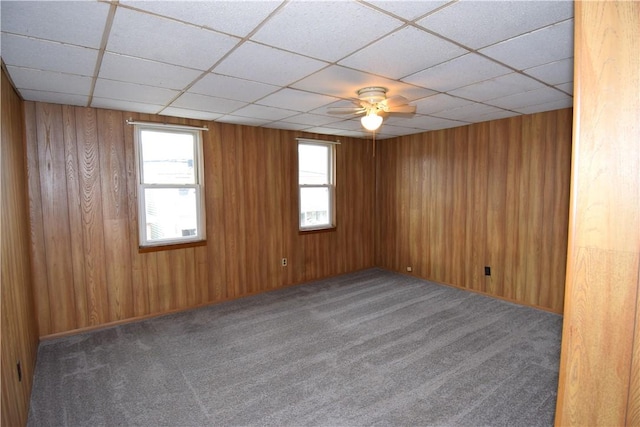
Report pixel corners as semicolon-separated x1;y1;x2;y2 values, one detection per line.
556;2;640;425
25;107;376;336
375;109;572;313
36;102;78;332
1;67;39;427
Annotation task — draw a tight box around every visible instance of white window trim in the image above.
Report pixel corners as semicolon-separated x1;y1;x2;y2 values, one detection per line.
298;140;336;231
134;124;206;247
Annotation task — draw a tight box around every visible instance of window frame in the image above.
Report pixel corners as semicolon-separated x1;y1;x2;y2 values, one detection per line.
134;123;206;248
297;140;336;232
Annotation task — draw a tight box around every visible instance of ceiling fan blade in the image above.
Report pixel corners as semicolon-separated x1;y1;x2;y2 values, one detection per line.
388;105;417;114
327;107;366;115
382;95;409;109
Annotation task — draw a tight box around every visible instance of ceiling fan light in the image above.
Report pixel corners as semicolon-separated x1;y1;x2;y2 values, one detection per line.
361;112;383;131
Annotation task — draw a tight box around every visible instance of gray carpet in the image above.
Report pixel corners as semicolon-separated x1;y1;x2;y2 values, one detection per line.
27;269;562;426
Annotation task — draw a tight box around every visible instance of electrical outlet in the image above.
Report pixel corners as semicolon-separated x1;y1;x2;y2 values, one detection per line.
484;266;491;276
282;258;288;267
406;266;412;272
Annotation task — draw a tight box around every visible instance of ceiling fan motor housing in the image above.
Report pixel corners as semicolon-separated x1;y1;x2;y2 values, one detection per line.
357;86;388;104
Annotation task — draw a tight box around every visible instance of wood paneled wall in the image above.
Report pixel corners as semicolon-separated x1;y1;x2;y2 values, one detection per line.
24;104;375;337
556;1;640;425
1;68;39;426
375;109;572;313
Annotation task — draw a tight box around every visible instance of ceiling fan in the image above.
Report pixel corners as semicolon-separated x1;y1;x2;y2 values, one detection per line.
327;86;416;131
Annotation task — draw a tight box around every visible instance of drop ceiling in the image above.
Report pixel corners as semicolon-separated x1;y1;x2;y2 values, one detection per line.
0;0;574;139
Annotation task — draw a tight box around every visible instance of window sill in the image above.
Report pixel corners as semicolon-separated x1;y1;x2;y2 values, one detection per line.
298;226;336;235
139;240;206;253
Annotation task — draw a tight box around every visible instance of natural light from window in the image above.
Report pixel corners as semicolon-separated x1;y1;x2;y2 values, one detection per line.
136;126;205;247
298;141;335;230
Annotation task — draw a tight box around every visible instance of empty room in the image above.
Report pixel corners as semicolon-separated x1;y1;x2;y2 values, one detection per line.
1;1;638;426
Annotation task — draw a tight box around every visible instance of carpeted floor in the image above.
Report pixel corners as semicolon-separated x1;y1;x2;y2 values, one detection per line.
28;269;562;426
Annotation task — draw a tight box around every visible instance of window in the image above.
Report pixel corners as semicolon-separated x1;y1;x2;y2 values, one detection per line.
298;140;336;231
134;124;205;247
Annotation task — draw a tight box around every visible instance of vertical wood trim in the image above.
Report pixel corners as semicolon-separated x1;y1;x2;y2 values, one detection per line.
75;107;110;326
486;119;509;297
97;109;133;321
62;105;89;328
36;103;77;333
124;111;149;317
502;116;523;301
555;1;640;425
1;67;39;427
24;101;52;335
205;122;226;300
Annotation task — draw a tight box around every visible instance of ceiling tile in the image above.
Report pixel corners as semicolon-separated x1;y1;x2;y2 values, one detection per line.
469;109;520;123
6;66;92;96
386;115;468;131
2;0;575;138
525;58;574;86
412;94;473;115
431;103;507;122
1;1;110;48
380;115;421;127
160;107;224;121
339;26;467;79
403;53;512;92
170;93;247;114
282;113;342;127
448;73;544;102
250;0;403;62
364;1;449;21
19;89;88;107
480;20;574;71
231;104;299;121
189;73;278;102
376;124;425;137
417;0;573;49
304;126;354;137
486;87;570;110
99;53;202;89
341;130;372;138
121;1;283;38
292;65;435;101
214;42;328;86
326;118;368;132
514;99;573;115
107;8;239;71
216;115;272;127
93;79;179;105
1;34;98;76
555;82;573;95
257;89;340;112
264;121;310;131
90;98;163;114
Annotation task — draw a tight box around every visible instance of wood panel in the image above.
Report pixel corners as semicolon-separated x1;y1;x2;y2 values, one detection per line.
375;109;572;313
1;67;39;427
555;1;640;425
25;106;376;337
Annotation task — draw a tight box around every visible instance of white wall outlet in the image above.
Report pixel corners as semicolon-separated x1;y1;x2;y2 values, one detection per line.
406;266;412;272
282;258;288;267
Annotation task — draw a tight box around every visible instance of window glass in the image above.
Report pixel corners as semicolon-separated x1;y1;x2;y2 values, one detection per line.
298;141;335;230
135;125;205;247
300;187;330;228
299;144;329;185
140;130;196;184
143;188;198;240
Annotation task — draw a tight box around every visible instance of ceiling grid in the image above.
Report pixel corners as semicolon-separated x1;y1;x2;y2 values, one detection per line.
0;0;574;139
